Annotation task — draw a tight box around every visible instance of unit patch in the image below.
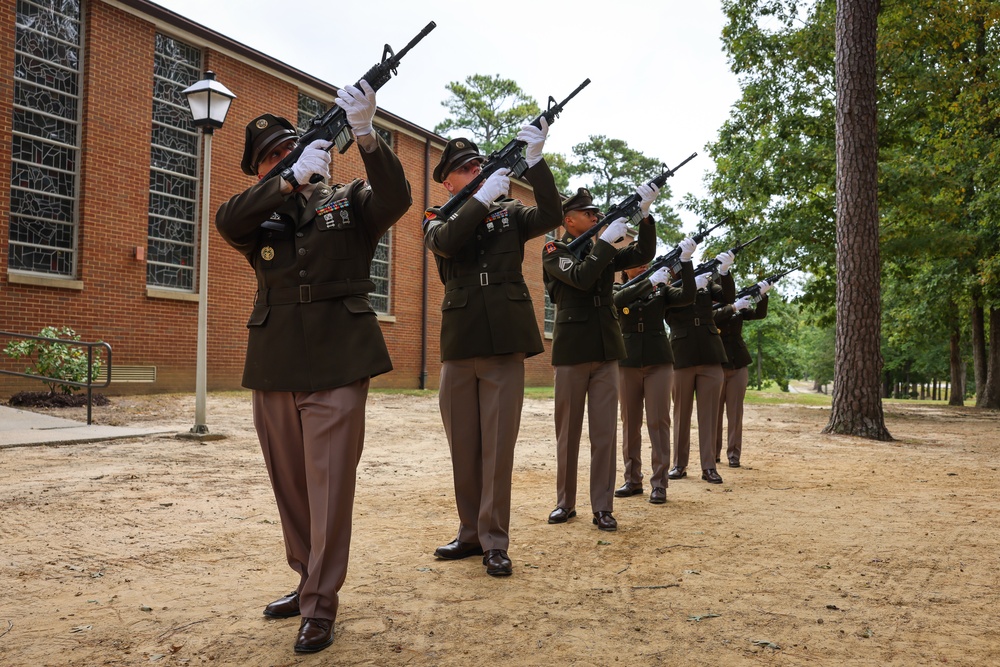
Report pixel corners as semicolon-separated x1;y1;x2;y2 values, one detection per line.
544;242;557;254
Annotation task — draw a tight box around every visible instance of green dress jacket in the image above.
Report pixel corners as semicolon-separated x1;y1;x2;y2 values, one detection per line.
713;294;769;369
665;273;736;370
613;260;697;368
543;220;656;366
423;159;563;361
215;135;412;391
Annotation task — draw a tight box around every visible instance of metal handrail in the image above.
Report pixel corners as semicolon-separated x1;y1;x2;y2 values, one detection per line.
0;330;112;425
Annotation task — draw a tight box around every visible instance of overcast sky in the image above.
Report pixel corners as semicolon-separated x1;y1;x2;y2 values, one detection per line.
152;0;742;233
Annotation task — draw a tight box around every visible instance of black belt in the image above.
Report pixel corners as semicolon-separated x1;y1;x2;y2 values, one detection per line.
559;295;614;308
622;323;664;333
446;271;523;289
258;279;375;305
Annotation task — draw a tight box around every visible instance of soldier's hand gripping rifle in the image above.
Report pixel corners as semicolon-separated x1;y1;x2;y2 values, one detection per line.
566;152;699;258
713;265;798;310
260;21;437;184
680;234;762;286
616;218;726;291
429;79;591;221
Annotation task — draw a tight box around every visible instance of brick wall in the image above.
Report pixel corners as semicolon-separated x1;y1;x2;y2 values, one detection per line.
0;0;556;397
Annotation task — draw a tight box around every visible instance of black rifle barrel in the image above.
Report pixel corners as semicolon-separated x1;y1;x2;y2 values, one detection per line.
565;152;698;255
261;21;436;183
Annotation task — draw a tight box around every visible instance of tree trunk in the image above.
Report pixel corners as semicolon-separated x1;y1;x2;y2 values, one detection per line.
981;308;1000;409
971;300;988;405
948;317;965;405
823;0;891;440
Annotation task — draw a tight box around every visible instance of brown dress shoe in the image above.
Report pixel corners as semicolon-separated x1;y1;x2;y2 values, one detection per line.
434;538;484;560
483;549;512;577
667;466;687;480
614;481;644;497
702;468;723;484
263;591;300;618
649;487;667;504
294;617;334;654
547;507;576;524
593;511;618;531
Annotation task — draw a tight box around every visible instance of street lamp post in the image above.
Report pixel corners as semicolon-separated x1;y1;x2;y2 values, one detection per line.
181;71;235;437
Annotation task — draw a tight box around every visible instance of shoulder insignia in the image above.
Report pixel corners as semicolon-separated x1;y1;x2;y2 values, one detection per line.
545;242;557;254
558;257;574;272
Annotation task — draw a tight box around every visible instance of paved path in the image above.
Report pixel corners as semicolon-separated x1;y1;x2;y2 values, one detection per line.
0;405;178;448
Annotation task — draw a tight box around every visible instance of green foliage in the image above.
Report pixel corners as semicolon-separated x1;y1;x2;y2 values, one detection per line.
542;151;573;193
3;326;103;396
743;293;800;390
434;74;541;155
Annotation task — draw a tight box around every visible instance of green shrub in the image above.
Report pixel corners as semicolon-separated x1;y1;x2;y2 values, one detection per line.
4;326;103;396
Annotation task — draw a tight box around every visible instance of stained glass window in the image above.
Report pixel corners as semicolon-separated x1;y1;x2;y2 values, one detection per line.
9;0;82;276
147;33;201;290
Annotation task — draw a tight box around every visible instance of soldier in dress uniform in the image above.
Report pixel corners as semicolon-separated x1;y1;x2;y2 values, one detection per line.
611;237;697;505
543;186;658;531
665;254;737;485
423;121;561;578
713;281;772;467
215;80;411;654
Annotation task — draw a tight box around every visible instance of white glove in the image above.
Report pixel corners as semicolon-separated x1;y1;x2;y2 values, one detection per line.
648;266;670;287
334;80;376;137
472;168;510;206
694;274;710;290
517;116;548;168
716;250;736;275
758;280;772;294
733;296;752;311
290;139;332;185
599;217;629;244
637;182;660;217
679;237;696;261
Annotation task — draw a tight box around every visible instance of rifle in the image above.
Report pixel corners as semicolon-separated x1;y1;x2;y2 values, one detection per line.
713;265;798;310
616;235;761;312
616;218;726;290
261;21;436;184
565;152;698;257
430;79;591;221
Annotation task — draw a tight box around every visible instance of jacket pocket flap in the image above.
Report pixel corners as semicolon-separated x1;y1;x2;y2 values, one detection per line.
247;304;270;327
556;307;590;323
442;288;469;311
344;296;375;314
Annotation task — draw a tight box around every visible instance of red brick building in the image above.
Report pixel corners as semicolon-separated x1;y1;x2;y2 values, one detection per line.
0;0;558;396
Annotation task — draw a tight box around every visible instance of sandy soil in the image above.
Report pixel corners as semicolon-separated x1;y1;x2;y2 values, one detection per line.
1;387;998;666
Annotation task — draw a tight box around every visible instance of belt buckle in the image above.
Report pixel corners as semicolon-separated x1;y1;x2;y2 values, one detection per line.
694;317;701;326
299;284;312;303
593;296;602;307
480;272;489;286
638;323;644;332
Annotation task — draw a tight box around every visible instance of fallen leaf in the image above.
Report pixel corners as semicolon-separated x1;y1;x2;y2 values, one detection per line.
70;625;92;633
687;613;721;622
751;639;781;650
140;605;152;612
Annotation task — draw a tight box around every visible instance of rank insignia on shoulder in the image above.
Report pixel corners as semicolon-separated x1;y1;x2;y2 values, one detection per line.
558;257;573;272
545;242;557;254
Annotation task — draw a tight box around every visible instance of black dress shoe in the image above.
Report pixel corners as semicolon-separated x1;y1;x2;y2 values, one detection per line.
294;617;334;654
702;468;723;484
716;457;721;463
263;591;300;618
614;481;644;498
434;538;484;560
728;457;741;468
483;549;512;577
548;507;576;524
649;487;667;504
593;511;618;531
667;466;687;480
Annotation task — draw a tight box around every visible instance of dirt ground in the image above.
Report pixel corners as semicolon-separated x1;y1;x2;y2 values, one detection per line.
1;386;998;666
